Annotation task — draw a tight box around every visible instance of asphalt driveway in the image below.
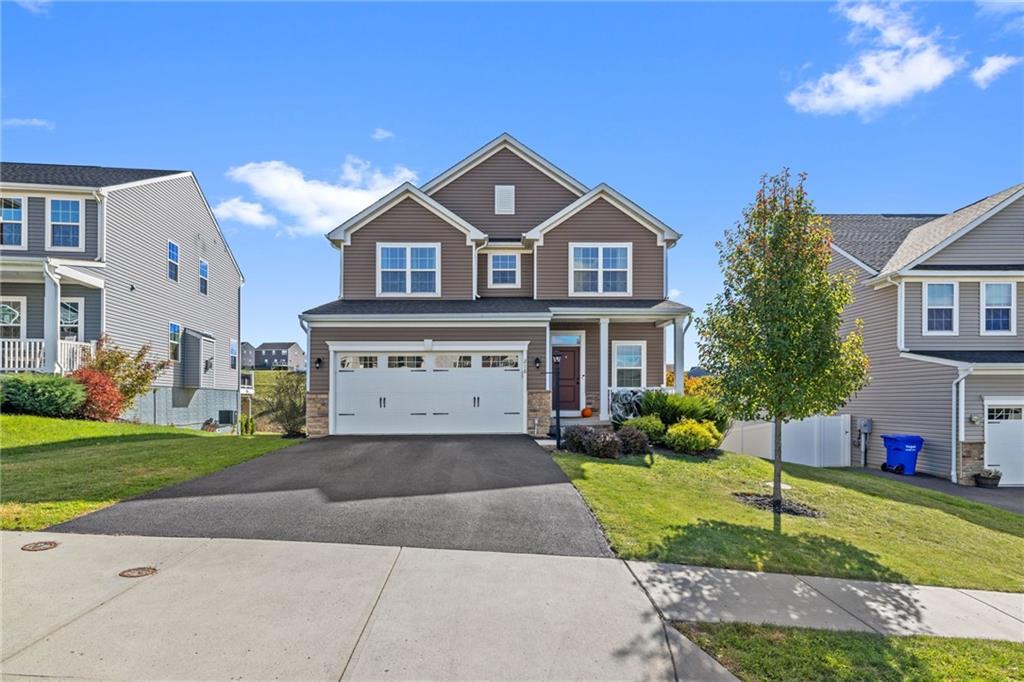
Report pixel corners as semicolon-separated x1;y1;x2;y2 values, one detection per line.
51;435;612;557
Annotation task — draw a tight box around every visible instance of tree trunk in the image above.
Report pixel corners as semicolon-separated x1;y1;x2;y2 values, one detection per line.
773;415;783;515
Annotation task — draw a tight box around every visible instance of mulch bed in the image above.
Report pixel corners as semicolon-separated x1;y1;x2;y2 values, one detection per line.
732;492;823;518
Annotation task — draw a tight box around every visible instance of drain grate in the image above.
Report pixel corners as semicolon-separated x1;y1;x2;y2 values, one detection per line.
21;541;58;552
118;566;158;578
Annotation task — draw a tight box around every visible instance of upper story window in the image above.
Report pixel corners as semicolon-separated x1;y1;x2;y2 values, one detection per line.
494;185;515;215
47;199;83;251
612;341;646;388
229;339;238;370
570;243;632;296
923;282;957;335
168;241;180;282
982;282;1016;335
488;253;520;288
168;322;181;362
1;197;26;250
199;260;209;295
377;243;440;296
0;297;26;339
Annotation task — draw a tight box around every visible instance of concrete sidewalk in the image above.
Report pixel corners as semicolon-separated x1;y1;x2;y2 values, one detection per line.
630;561;1024;641
1;531;732;681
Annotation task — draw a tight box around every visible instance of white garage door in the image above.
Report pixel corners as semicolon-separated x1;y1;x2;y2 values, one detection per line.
332;351;525;435
986;403;1024;486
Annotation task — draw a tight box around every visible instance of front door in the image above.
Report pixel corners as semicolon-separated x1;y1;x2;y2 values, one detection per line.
553;346;580;411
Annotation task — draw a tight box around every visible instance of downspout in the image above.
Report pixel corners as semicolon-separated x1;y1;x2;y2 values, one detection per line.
950;366;974;484
92;189;107;262
472;238;488;299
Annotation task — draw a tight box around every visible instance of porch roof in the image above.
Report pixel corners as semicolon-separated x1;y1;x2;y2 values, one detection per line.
301;297;690;318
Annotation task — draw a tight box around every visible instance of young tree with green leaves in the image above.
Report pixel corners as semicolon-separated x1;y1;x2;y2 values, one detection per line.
697;170;869;514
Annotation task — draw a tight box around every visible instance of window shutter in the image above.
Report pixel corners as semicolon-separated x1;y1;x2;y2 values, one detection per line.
494;185;515;215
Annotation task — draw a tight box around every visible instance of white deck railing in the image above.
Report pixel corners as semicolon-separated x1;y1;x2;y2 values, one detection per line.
0;339;94;373
59;340;94;373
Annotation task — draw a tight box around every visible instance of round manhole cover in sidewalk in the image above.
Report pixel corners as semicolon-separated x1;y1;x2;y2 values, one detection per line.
118;566;158;578
21;541;59;552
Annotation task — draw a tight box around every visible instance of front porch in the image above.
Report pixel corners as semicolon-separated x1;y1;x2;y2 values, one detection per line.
0;338;95;373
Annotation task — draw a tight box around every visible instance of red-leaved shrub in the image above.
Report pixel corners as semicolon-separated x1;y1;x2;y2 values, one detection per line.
69;368;124;421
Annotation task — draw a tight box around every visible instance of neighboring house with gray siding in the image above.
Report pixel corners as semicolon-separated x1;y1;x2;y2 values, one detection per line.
299;134;692;438
1;162;243;430
240;341;256;369
828;182;1023;486
255;341;305;370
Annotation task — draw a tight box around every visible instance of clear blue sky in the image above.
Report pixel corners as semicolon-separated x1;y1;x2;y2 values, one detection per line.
4;1;1022;370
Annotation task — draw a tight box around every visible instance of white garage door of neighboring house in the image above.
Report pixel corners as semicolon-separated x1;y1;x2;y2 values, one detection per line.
331;349;526;435
985;399;1024;486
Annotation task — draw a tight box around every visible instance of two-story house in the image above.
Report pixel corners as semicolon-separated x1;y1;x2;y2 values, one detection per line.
829;183;1023;486
300;134;692;437
255;341;305;371
240;341;256;369
0;163;243;430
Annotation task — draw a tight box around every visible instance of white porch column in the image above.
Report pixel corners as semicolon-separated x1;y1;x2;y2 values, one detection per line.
673;315;687;394
42;263;61;373
599;317;610;420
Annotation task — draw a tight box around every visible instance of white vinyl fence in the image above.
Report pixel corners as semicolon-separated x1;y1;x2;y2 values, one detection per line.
722;414;852;468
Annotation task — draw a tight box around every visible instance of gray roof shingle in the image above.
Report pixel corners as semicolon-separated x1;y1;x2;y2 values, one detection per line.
257;342;301;350
0;162;185;188
827;214;940;271
302;298;690;316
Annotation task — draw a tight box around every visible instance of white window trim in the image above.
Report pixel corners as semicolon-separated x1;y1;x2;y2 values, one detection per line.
550;329;586;414
0;196;28;251
488;252;520;289
168;240;180;282
45;197;86;253
0;296;28;339
568;242;633;297
494;185;515;215
922;281;958;336
199;259;209;296
168;321;182;362
375;242;442;297
229;338;238;370
611;340;647;389
59;296;85;341
980;281;1016;336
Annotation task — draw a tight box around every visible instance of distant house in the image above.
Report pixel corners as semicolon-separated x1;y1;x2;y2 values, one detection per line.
255;342;305;370
240;341;256;369
688;366;710;377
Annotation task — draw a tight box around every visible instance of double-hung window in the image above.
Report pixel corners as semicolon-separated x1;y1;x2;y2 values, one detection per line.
229;339;238;370
612;341;645;388
199;260;209;295
377;243;440;296
168;322;181;362
168;241;180;282
0;297;26;339
489;253;520;288
982;282;1015;334
923;282;957;335
60;298;84;341
47;199;83;251
570;243;631;295
1;197;26;250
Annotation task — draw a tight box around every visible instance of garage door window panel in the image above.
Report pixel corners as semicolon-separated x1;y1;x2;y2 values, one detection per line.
388;355;424;369
339;355;378;369
435;354;472;369
482;354;519;369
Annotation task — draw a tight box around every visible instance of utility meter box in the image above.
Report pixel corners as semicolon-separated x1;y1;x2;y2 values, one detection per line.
858;417;873;433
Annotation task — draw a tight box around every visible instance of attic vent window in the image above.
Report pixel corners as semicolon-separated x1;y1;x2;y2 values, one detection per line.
494;185;515;215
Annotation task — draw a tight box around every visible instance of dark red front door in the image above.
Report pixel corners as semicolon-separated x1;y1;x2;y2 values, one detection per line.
554;346;580;410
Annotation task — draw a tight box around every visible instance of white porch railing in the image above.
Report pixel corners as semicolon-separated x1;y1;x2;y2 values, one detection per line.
0;339;94;373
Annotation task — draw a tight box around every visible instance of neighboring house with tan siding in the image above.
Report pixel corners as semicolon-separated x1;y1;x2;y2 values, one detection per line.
0;162;243;430
300;134;691;437
828;182;1024;486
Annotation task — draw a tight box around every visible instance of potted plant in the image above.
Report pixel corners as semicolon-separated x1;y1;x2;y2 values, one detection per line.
975;468;1002;489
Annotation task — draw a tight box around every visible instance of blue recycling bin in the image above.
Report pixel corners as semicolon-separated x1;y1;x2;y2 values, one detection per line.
880;434;924;475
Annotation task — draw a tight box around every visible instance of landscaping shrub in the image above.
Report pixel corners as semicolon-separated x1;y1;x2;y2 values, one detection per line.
640;393;731;435
239;413;256;436
254;371;306;437
69;368;124;421
0;373;86;418
623;414;666;444
617;426;650;456
563;424;597;454
586;430;623;459
663;419;723;454
85;335;170;410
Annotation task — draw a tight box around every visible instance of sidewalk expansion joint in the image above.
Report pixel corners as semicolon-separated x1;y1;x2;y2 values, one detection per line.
794;576;882;635
337;545;403;682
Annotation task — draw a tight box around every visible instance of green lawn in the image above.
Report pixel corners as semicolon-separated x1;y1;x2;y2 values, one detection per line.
253;369;286;394
1;414;297;530
553;450;1024;591
678;623;1023;682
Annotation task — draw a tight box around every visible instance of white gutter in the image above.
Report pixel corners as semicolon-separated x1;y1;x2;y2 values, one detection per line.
93;189;107;262
894;278;906;351
950;365;974;484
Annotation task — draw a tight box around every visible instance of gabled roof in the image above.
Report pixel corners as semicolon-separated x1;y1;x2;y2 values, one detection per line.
257;342;301;350
0;162;185;188
326;182;486;246
827;214;940;272
420;133;589;197
881;183;1024;275
522;184;681;245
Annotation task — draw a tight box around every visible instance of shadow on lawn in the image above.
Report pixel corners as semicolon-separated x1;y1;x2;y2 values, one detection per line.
2;432;205;459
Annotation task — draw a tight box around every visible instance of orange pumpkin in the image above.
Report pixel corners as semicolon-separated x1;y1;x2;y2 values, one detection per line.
581;407;593;418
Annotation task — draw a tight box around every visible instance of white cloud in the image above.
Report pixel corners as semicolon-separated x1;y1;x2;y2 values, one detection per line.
2;118;54;130
971;54;1023;87
213;197;277;227
15;0;51;14
976;1;1024;33
371;127;394;141
224;156;417;236
669;288;682;300
787;3;964;117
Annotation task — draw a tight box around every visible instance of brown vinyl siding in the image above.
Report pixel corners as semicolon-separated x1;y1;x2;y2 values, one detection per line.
477;251;534;297
342;198;474;299
831;253;957;477
905;281;1023;351
922;197;1024;266
430;148;579;240
535;198;665;299
963;374;1024;442
308;325;548;393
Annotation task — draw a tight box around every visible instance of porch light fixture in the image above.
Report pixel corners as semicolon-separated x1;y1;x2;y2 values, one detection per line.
314;357;322;370
533;356;542;370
